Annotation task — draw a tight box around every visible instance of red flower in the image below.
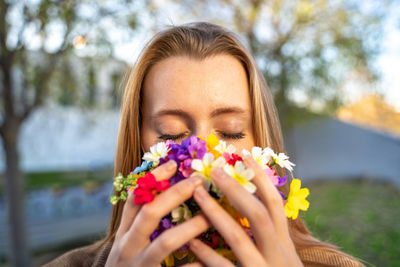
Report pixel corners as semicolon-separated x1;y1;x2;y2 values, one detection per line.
223;153;243;166
134;172;170;205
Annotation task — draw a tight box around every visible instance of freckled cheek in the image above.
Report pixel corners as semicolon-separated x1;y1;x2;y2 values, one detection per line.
140;121;158;152
234;140;253;155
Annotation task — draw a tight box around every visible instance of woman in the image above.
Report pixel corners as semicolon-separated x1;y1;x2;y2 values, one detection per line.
45;22;363;266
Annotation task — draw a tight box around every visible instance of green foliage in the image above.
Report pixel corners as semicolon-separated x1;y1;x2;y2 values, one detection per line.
174;0;389;126
303;179;400;267
0;169;113;194
1;0;139;115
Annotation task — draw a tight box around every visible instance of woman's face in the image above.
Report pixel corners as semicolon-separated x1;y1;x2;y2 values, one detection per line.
141;54;256;154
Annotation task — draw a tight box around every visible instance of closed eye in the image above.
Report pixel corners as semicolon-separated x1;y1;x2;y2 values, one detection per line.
219;131;246;140
158;132;245;141
158;133;187;141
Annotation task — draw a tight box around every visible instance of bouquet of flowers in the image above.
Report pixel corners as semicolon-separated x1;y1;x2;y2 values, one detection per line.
110;134;309;266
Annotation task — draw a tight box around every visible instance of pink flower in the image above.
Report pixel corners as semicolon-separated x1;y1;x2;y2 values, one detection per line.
264;166;287;187
179;158;194;178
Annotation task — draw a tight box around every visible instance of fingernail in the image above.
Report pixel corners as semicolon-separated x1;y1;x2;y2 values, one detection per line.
211;167;224;180
167;160;177;171
194;186;207;200
127;187;134;195
189;175;203;187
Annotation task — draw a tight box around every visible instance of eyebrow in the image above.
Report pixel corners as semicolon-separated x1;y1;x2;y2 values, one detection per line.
152;106;247;120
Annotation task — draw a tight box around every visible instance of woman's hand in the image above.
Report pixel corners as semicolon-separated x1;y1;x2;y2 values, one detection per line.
189;155;303;267
106;160;208;267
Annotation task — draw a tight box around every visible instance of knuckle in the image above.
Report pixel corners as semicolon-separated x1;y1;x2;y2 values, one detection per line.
140;204;157;222
156;234;175;252
251;206;269;224
268;191;283;206
229;230;243;245
172;180;192;196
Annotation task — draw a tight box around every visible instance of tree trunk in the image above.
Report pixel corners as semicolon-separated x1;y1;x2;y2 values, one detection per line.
2;121;31;267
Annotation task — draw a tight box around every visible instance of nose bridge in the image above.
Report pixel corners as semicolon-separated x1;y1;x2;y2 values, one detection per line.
192;119;211;138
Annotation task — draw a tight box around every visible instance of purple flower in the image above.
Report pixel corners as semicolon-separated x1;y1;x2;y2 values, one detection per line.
187;136;207;159
169;172;186;186
160;218;172;230
276;175;287;187
168;142;190;162
150;218;174;242
150;230;160;241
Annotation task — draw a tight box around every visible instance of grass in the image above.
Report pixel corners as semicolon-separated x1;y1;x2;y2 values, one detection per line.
302;179;400;267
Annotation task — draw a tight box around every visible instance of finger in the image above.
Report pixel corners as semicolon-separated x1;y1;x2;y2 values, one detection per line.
141;215;210;265
125;175;203;251
243;155;291;242
189;239;234;267
116;160;177;238
210;167;279;258
193;186;265;266
115;188;140;239
151;160;178;181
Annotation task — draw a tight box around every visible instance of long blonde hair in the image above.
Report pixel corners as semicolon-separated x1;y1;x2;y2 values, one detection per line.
104;22;355;265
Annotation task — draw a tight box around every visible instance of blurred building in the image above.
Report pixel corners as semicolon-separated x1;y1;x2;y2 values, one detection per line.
0;54;127;173
286;95;400;187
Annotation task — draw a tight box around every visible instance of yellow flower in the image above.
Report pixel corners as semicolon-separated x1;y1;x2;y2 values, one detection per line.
173;250;188;260
199;133;221;159
216;249;238;263
285;178;310;219
163;254;174;267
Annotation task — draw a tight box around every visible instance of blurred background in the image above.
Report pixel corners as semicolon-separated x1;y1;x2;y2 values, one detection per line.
0;0;399;266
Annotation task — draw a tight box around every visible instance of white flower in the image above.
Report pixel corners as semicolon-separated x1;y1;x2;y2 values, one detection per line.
215;140;236;154
142;142;170;166
223;161;256;193
242;147;274;169
191;153;226;192
272;153;295;171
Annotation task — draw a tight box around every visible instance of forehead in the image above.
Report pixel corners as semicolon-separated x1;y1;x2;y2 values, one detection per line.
142;55;251;117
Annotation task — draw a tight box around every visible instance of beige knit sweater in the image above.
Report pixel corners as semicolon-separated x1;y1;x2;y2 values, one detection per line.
43;239;365;267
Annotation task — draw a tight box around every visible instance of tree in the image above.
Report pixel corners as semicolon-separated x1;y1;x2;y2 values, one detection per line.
168;0;389;127
0;0;138;265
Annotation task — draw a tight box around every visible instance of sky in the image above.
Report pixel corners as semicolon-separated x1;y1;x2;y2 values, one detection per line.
375;8;400;111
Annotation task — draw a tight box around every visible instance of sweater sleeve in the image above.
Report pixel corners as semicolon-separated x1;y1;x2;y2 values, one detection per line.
43;240;113;267
43;240;364;267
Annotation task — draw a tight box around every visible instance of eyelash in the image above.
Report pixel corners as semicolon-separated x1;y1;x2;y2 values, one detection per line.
158;133;186;141
158;132;246;141
220;132;246;140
